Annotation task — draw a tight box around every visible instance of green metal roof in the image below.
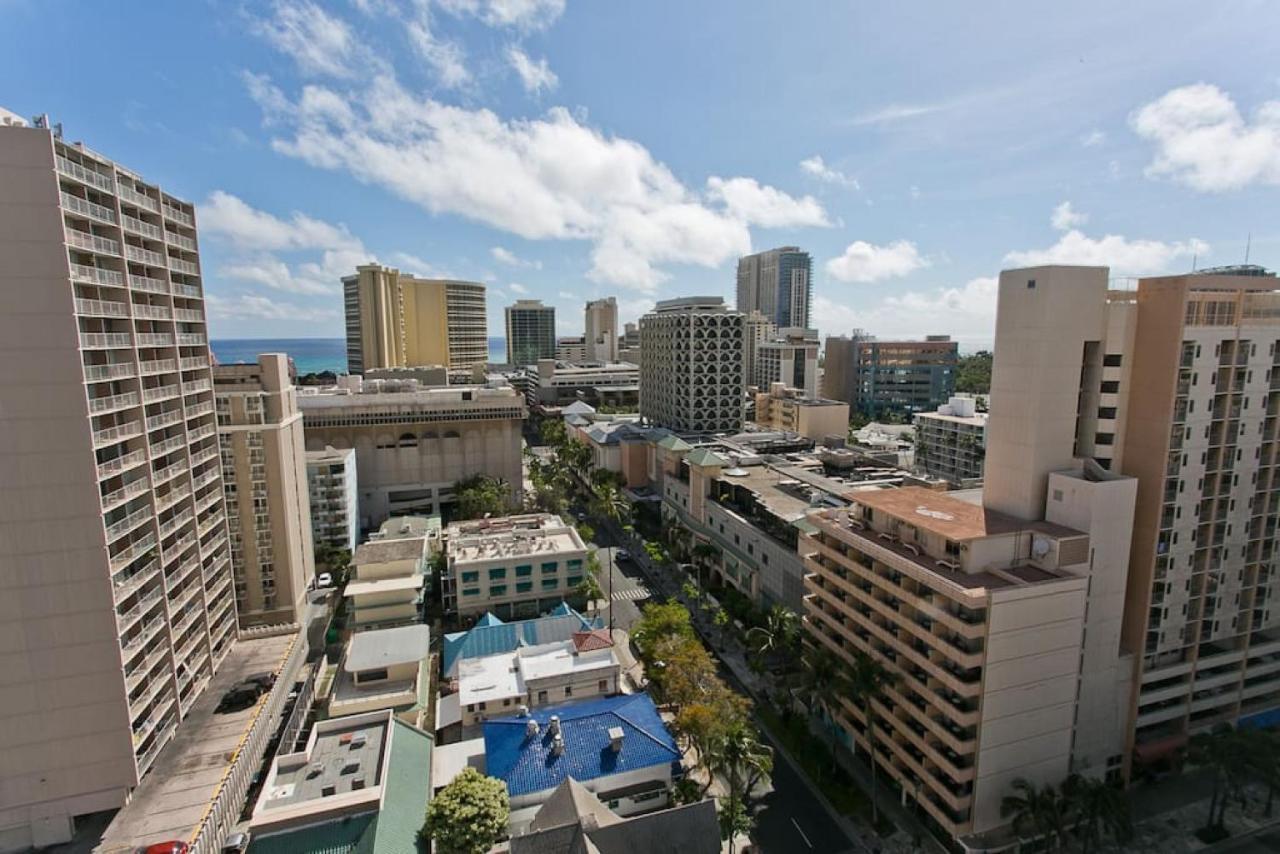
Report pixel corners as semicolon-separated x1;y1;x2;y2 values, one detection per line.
655;435;692;451
684;448;727;468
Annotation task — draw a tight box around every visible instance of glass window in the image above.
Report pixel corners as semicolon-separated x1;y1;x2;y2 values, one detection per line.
462;587;480;597
541;578;559;590
461;571;479;583
565;559;582;570
489;567;507;580
517;581;533;593
490;584;507;597
515;565;533;577
567;576;583;587
541;562;559;574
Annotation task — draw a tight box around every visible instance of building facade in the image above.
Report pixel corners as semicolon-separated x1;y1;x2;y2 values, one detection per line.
736;246;812;329
743;310;777;391
752;383;849;440
754;328;820;397
913;396;988;485
821;332;865;404
833;334;958;416
442;514;590;620
214;354;315;628
343;263;487;375
585;297;619;363
513;360;640;415
347;535;428;629
299;377;525;528
506;299;556;366
0;116;236;847
306;445;359;553
638;297;745;434
554;336;586;363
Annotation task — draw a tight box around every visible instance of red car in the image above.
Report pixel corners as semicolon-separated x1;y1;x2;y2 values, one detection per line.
138;842;190;854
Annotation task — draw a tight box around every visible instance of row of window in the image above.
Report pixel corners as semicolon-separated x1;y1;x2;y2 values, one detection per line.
460;575;584;598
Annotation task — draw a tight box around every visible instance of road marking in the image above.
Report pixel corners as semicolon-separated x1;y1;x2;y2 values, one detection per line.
791;817;813;848
610;588;651;602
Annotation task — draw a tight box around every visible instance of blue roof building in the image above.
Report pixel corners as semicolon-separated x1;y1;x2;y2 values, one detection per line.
442;604;600;677
483;694;681;830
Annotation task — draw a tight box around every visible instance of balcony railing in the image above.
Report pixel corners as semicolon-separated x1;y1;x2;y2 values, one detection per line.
162;203;194;226
84;361;135;382
172;282;202;299
98;448;147;479
121;214;165;241
146;409;183;431
166;231;197;251
66;228;122;256
177;332;207;346
173;308;204;322
142;384;180;403
60;191;117;223
75;298;129;318
136;332;175;347
182;379;211;395
138;358;177;375
128;274;169;295
169;258;199;275
70;263;125;287
126;244;166;267
149;434;186;457
106;507;152;543
89;391;140;415
117;184;160;213
93;421;143;448
133;304;172;321
56;155;115;192
102;478;149;511
187;401;215;419
109;534;156;571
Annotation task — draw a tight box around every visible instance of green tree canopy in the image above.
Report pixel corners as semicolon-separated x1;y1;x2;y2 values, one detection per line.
454;475;512;521
632;601;696;661
423;767;509;854
956;350;993;394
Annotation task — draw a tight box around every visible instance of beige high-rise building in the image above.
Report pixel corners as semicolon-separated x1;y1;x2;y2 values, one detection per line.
0;115;236;847
214;355;315;629
343;263;487;375
743;309;777;389
639;297;745;434
584;297;618;363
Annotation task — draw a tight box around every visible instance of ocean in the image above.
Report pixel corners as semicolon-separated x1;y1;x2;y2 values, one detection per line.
211;337;509;374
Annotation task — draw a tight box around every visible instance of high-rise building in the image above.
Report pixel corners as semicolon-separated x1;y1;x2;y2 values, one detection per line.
306;446;359;554
618;321;642;366
342;263;487;375
0;116;237;845
736;246;812;328
584;297;619;363
505;299;556;366
742;309;777;390
824;333;957;416
555;336;586;363
639;297;744;433
754;328;820;397
214;354;315;629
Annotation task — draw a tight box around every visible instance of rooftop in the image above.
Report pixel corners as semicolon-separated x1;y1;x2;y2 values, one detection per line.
484;694;680;798
442;605;600;677
258;715;390;813
344;624;431;672
353;537;426;565
448;514;586;564
455;639;619;706
373;514;441;540
305;445;356;464
344;575;425;597
851;486;1055;542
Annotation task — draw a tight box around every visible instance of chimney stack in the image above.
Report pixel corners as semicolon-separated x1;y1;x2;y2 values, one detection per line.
549;715;561;737
608;726;624;753
525;718;539;737
552;734;565;756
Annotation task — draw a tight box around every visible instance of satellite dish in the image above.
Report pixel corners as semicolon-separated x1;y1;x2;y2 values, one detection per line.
1032;536;1051;558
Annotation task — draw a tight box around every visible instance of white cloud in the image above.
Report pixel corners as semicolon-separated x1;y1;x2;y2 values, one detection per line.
254;1;359;78
825;239;928;283
248;74;829;291
852;102;947;126
491;246;541;268
507;47;558;93
439;0;566;30
406;12;470;88
206;292;341;322
389;251;449;277
817;276;998;347
557;290;576;300
1081;129;1106;147
1131;83;1280;192
508;282;529;294
1004;226;1208;275
1050;201;1088;231
799;155;859;190
200;191;361;252
705;177;829;229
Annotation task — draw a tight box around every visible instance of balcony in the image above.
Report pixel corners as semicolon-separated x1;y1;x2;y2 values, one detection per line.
177;332;206;346
125;244;166;267
105;507;152;543
169;258;199;276
70;263;125;288
162;203;194;226
84;361;135;382
117;184;159;213
89;392;141;416
114;558;160;600
187;400;214;417
93;421;143;448
135;332;175;348
60;191;117;223
109;534;156;571
66;228;122;257
121;214;164;241
56;155;115;192
173;307;203;322
117;586;163;632
128;274;169;295
80;331;132;350
152;461;188;486
165;231;197;251
102;478;149;511
172;282;201;298
146;409;183;431
182;378;211;395
180;355;208;371
193;467;220;489
75;298;129;318
138;358;176;375
156;484;191;513
149;434;186;458
133;304;172;321
142;384;180;403
120;616;166;659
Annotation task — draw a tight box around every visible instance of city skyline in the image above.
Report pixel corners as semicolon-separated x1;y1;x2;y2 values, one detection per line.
3;1;1276;347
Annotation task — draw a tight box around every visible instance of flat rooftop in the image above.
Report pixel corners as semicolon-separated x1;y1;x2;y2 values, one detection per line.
344;624;431;672
448;515;585;564
345;575;425;597
258;717;389;813
915;411;988;426
96;633;298;852
851;486;1083;542
353;537;426;565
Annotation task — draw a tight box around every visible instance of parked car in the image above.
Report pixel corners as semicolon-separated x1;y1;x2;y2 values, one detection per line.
221;831;251;852
315;572;333;588
216;685;261;714
615;548;630;562
138;842;190;854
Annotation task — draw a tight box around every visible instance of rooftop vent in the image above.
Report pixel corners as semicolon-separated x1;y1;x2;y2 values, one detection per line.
552;734;565;756
549;715;561;736
518;704;529;717
608;726;625;752
526;718;540;737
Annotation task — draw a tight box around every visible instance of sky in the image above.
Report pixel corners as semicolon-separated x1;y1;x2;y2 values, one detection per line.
4;0;1280;349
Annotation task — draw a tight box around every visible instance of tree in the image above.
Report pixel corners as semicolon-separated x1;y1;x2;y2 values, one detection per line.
632;601;696;662
847;651;894;825
454;475;511;520
719;796;754;854
801;648;853;772
593;482;631;630
1190;726;1251;830
706;719;773;853
1001;777;1069;851
747;605;800;669
713;608;731;645
691;541;720;589
1063;774;1132;854
423;767;509;854
1243;728;1280;817
956;350;993;394
576;571;603;615
539;418;567;447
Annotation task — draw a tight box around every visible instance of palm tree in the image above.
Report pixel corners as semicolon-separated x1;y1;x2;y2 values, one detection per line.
1242;728;1280;817
747;605;800;669
575;572;604;615
848;651;894;826
706;721;773;826
691;541;720;589
1190;726;1251;829
801;648;852;773
593;482;630;631
1001;778;1070;851
1064;774;1132;853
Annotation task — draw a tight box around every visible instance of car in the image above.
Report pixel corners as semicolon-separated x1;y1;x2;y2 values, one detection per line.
574;511;586;521
239;671;276;691
316;572;333;588
221;831;251;852
137;841;190;854
216;685;261;714
615;548;630;561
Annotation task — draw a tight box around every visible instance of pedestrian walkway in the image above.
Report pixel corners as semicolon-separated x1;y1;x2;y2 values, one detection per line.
610;587;650;602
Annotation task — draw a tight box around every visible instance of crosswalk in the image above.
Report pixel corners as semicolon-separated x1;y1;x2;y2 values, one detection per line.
610;587;651;602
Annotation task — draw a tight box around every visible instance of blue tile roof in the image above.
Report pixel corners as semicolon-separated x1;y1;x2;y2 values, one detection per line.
442;606;600;677
484;694;680;798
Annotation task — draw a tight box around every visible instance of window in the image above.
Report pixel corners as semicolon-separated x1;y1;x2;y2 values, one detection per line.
541;578;559;589
1100;380;1120;393
503;698;511;707
463;587;480;597
538;691;548;703
489;567;507;580
515;565;533;577
542;562;560;574
566;576;583;587
565;559;582;571
490;584;507;597
461;571;479;583
1098;407;1117;419
1052;489;1064;502
1096;433;1115;446
517;580;533;593
598;679;608;692
355;668;388;683
1103;354;1123;367
1027;278;1036;289
564;686;573;697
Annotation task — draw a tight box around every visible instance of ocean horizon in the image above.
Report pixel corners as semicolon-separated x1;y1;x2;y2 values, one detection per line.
212;337;508;374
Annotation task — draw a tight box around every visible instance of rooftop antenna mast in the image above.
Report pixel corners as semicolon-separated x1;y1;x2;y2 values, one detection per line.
1245;233;1252;265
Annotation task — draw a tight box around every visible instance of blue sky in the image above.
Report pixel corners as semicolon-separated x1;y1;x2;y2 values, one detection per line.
4;0;1279;348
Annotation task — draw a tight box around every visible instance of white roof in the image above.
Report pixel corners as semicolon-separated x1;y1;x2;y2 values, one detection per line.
344;624;430;672
517;641;618;683
344;576;425;597
436;692;462;729
454;639;619;706
431;737;486;791
456;650;525;706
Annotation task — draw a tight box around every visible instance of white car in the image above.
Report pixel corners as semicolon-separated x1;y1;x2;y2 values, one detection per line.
316;572;333;588
615;549;630;562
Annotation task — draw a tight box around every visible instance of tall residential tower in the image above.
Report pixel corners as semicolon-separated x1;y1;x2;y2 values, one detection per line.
639;297;744;433
736;246;812;329
505;299;556;366
584;297;619;363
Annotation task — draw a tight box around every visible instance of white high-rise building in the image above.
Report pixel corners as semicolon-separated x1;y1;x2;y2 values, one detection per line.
584;297;618;363
0;114;236;847
639;297;744;433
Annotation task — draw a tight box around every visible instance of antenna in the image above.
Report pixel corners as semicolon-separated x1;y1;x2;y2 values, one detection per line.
1245;233;1252;265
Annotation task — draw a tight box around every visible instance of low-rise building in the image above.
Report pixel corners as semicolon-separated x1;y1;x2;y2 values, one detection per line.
913;395;988;485
555;336;586;363
299;375;525;527
306;445;359;553
513;359;640;416
484;694;682;834
347;535;428;628
248;709;432;853
510;777;720;854
329;624;431;729
754;328;820;397
443;514;590;620
441;604;600;678
753;382;850;441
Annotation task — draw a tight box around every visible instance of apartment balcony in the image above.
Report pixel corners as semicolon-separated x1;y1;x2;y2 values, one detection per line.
117;586;164;633
70;263;126;288
129;671;173;719
179;355;208;371
157;508;193;540
138;358;177;376
170;581;202;615
84;361;135;382
188;422;215;441
98;449;147;479
195;486;221;514
56;155;116;192
110;534;156;572
80;331;132;350
124;645;168;694
190;445;219;467
135;716;177;777
172;282;201;299
66;228;122;257
113;558;160;602
142;384;180;403
102;478;150;512
128;274;169;295
177;332;206;346
156;484;191;513
173;307;203;323
75;298;129;319
145;409;183;432
93;421;143;448
182;378;211;395
152;461;187;487
121;214;164;241
125;244;166;267
120;615;166;659
133;304;173;321
117;184;160;213
198;510;225;538
192;467;220;490
165;231;196;251
105;507;152;543
186;400;214;418
135;332;175;348
60;191;117;224
162;203;194;227
169;258;199;276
